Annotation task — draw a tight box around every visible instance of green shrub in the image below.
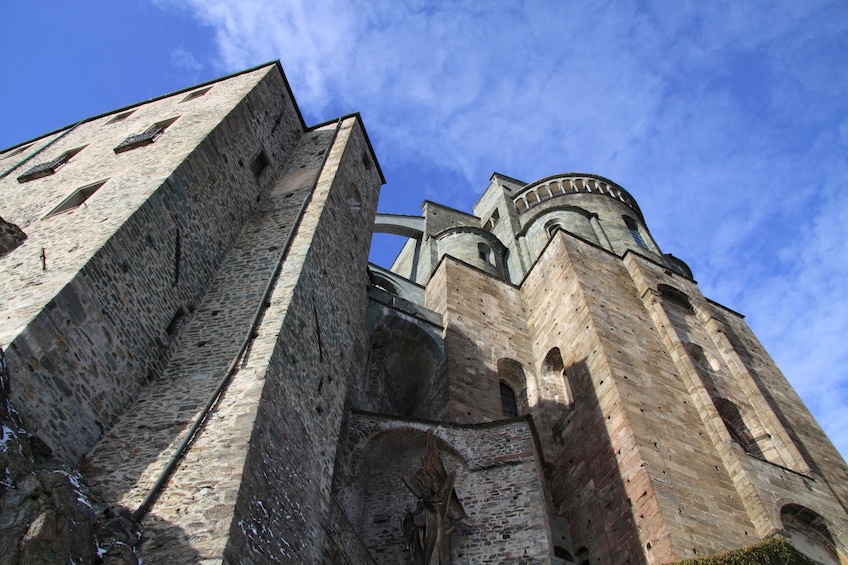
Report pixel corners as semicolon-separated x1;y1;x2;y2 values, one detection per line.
675;536;817;565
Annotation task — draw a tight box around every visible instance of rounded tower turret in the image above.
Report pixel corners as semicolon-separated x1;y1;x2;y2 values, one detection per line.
475;172;691;282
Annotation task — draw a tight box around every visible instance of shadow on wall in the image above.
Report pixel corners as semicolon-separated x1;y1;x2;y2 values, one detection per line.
433;327;647;563
350;429;467;563
0;348;202;565
537;357;648;565
358;313;446;421
134;512;204;563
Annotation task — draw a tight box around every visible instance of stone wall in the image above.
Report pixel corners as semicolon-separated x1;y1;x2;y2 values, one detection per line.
333;413;552;563
623;251;848;557
212;116;384;563
425;257;535;425
0;64;303;463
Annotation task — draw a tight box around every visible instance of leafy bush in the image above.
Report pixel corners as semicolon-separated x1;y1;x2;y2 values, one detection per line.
675;536;817;565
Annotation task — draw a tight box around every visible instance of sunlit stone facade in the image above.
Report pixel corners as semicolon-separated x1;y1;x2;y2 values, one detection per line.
0;61;846;564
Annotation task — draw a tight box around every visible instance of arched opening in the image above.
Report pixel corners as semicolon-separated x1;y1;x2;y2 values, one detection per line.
484;208;500;231
478;242;493;264
781;504;840;565
543;347;573;406
554;546;575;563
713;397;766;458
658;284;694;315
352;430;468;563
370;272;398;296
346;182;362;215
500;382;518;418
362;317;443;419
684;342;721;373
546;220;563;239
497;358;529;416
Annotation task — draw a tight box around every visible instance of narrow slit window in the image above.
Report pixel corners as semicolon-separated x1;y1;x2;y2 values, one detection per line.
2;143;34;160
623;216;648;249
181;87;212;102
484;208;500;231
500;382;518;417
105;111;134;125
17;146;86;183
114;116;179;153
45;180;107;217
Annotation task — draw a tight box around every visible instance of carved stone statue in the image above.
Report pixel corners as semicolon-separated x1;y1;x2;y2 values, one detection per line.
402;430;467;565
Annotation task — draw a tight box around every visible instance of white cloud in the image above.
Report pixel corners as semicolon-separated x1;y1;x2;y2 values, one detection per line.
170;46;204;72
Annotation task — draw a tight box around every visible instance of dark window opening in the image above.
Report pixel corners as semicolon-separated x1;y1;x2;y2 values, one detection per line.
166;306;188;336
713;397;764;458
2;143;33;160
181;87;212;102
658;284;694;314
500;382;518;417
251;150;270;177
114;116;179;153
546;220;563;238
45;180;107;217
478;242;492;263
554;547;574;561
105;111;134;125
623;216;648;249
17;146;86;183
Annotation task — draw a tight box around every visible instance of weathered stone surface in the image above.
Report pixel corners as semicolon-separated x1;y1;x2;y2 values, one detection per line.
0;216;26;257
2;59;847;565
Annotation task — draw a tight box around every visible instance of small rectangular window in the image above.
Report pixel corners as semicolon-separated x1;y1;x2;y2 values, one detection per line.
251;151;270;177
2;143;34;160
105;111;134;125
45;180;107;217
181;87;212;102
17;146;86;183
114;117;179;154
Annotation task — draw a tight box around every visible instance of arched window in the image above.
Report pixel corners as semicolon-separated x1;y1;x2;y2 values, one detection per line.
545;220;563;238
478;242;492;264
623;216;648;249
346;183;362;215
484;208;500;231
713;397;765;458
658;284;694;315
497;358;527;417
554;546;575;563
500;382;518;417
781;504;840;565
543;347;573;406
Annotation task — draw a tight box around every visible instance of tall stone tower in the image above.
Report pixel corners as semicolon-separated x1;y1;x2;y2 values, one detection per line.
0;62;846;564
361;172;848;563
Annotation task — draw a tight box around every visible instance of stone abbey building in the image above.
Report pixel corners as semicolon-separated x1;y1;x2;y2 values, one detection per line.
0;62;846;564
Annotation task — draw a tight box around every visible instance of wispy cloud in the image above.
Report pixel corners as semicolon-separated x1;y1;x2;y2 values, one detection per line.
159;0;848;458
170;46;204;73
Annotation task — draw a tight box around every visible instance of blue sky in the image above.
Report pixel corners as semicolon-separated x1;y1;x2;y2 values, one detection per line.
2;1;847;460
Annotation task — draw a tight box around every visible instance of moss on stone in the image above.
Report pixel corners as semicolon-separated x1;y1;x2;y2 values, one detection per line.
676;536;817;565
